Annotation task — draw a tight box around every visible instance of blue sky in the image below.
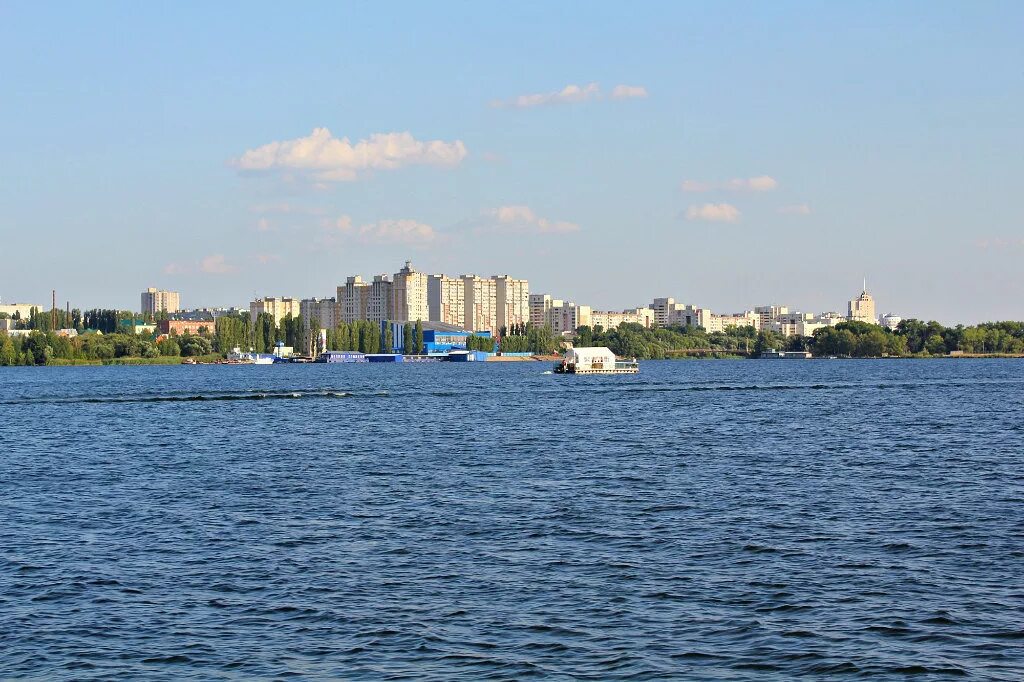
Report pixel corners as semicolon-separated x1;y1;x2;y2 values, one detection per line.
1;2;1021;323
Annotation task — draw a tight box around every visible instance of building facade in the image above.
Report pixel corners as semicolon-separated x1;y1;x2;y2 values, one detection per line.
300;297;338;331
493;275;529;331
428;275;465;327
392;261;429;322
249;297;299;328
548;301;592;335
338;276;370;323
158;319;213;336
367;275;394;323
462;275;498;332
848;288;877;324
141;288;181;315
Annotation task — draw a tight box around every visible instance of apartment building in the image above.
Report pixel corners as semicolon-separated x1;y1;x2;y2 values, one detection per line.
338;276;370;323
300;297;338;331
462;275;498;332
392;261;429;322
493;275;529;331
141;288;181;315
367;275;394;323
250;297;299;328
428;275;465;327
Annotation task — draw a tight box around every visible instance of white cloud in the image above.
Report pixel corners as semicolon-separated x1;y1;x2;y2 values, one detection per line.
681;175;779;192
256;217;273;232
489;82;648;109
611;84;648;99
778;203;812;215
976;237;1024;249
325;215;436;246
163;262;189;275
685;203;741;223
485;205;580;233
231;128;468;182
255;254;281;265
200;254;238;274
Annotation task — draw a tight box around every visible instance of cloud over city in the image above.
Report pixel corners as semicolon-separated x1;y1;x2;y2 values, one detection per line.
490;82;647;109
163;254;240;275
681;175;779;192
231;128;468;183
323;215;437;246
685;203;741;223
778;203;812;215
481;205;580;233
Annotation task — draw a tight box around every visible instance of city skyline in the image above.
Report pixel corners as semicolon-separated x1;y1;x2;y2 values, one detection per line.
1;3;1022;324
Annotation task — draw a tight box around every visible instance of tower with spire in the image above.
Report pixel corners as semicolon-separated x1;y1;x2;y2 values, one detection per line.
848;278;877;324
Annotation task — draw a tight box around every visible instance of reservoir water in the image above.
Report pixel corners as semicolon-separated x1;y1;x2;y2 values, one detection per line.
1;360;1022;679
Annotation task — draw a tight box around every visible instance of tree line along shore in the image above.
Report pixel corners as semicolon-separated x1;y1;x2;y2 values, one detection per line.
1;307;1022;366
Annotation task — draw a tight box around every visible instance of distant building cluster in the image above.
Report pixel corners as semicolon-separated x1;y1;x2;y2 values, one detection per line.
5;271;900;344
248;261;531;335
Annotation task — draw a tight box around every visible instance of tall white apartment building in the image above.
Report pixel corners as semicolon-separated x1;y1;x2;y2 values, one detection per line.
650;297;677;327
338;276;370;323
392;261;429;322
529;294;555;328
462;275;498;332
428;275;465;327
493;275;529;331
367;275;394;323
667;304;701;327
848;286;877;324
549;301;592;335
300;297;338;331
754;305;789;330
141;288;181;314
250;297;299;328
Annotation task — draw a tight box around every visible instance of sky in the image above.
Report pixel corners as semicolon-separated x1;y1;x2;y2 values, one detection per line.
1;1;1022;323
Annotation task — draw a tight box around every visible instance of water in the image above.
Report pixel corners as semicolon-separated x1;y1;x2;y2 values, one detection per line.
1;360;1022;680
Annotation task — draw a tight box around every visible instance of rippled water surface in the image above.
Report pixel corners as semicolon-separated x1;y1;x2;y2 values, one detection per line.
2;360;1023;680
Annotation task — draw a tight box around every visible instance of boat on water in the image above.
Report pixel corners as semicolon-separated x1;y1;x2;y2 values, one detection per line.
226;348;275;364
553;347;639;375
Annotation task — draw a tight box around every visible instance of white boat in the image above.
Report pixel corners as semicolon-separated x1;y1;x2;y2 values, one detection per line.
227;348;275;364
554;347;639;374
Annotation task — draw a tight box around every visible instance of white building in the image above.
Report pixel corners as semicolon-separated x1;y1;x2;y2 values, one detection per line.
140;288;180;315
848;287;877;324
428;275;465;328
338;276;370;323
591;307;657;330
462;275;498;332
250;297;299;328
0;301;44;320
493;275;530;331
549;301;592;335
300;297;338;331
367;275;394;323
529;294;556;328
755;305;789;330
392;261;429;322
880;313;902;331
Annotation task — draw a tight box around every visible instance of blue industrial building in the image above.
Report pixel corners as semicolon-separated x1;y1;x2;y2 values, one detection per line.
378;321;493;354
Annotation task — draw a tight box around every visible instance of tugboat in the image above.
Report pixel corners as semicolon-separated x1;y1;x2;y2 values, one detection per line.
554;347;639;374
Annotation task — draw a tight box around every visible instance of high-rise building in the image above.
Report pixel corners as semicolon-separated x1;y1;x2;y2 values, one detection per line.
300;297;338;331
650;297;677;327
493;275;529;331
141;288;180;314
250;297;299;328
338;276;370;323
754;305;789;330
548;301;592;334
428;275;465;327
462;275;498;332
848;285;877;324
367;275;394;323
392;261;429;322
529;294;555;328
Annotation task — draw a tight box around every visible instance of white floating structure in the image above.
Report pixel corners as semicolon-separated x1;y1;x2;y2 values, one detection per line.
554;346;639;374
